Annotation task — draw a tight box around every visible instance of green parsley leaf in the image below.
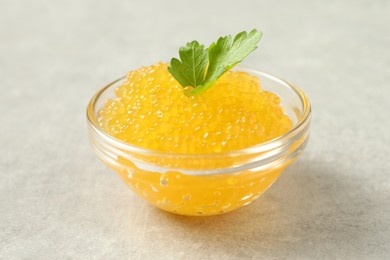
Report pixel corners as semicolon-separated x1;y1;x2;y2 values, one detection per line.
167;41;208;89
168;29;262;95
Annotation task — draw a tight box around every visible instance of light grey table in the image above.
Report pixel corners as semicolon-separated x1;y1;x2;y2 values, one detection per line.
1;0;389;259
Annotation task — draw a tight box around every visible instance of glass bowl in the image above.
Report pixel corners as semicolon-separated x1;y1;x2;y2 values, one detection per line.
86;67;311;216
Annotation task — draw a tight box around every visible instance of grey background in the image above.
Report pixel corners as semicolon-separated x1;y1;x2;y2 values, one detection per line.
1;0;389;259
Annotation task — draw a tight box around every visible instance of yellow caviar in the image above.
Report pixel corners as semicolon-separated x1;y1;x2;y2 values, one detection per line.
99;62;292;153
98;62;294;216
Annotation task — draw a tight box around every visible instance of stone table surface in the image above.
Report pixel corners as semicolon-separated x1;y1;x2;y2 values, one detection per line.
1;0;389;259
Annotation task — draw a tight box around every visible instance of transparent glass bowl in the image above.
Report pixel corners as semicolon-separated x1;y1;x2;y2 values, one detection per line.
86;68;311;216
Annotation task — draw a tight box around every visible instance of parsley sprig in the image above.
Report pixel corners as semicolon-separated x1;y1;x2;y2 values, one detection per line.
168;29;262;95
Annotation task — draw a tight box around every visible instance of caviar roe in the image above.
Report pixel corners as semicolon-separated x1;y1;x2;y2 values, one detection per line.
98;62;292;153
97;62;295;216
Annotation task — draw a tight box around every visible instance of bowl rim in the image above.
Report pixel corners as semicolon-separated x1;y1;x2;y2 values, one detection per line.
86;67;311;158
